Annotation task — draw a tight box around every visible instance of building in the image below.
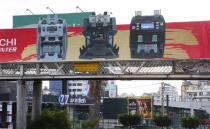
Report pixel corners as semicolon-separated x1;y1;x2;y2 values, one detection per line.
67;80;118;97
49;80;62;96
68;80;89;97
143;83;179;102
142;92;160;102
181;80;210;102
159;83;179;102
103;80;118;97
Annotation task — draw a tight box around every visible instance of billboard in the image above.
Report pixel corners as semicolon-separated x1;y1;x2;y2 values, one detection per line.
128;97;153;119
103;98;128;119
1;21;210;62
13;12;91;28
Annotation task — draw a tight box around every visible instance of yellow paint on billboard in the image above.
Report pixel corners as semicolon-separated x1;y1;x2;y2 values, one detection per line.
20;28;200;62
166;29;198;45
74;63;99;72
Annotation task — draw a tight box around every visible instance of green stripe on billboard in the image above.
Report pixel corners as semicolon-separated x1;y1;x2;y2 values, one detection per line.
13;12;92;28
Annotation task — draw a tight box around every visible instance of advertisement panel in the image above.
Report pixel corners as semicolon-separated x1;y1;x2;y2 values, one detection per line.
103;98;128;119
1;21;210;62
128;97;153;119
13;12;91;28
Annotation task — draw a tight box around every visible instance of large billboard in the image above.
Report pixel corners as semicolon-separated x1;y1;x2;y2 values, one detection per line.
1;20;210;62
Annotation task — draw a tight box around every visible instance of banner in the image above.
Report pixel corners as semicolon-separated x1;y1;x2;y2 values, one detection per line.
0;21;210;62
129;97;153;119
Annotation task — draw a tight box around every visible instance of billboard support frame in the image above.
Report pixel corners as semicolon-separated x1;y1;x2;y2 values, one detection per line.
0;60;209;80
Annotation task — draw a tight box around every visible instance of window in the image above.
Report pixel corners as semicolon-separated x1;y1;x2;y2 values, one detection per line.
207;92;210;96
77;83;82;86
111;81;115;85
199;92;203;96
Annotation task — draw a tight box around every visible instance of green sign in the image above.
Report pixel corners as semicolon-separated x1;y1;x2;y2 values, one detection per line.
13;12;92;28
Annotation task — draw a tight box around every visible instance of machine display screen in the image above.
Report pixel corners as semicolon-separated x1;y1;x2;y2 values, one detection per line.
47;26;57;32
141;23;154;29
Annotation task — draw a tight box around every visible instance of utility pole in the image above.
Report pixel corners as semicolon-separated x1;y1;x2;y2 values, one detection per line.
161;82;165;116
166;95;169;116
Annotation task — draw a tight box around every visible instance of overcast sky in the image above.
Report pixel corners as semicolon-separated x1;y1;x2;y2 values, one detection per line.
1;0;207;95
1;0;210;28
116;80;183;96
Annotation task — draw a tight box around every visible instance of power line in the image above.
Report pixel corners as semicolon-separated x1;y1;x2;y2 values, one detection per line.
105;83;161;91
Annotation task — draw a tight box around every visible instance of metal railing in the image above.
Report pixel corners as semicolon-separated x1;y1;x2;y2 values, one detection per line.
0;60;210;80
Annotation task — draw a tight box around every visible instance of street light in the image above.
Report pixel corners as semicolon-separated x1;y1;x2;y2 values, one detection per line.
26;9;34;15
76;6;84;12
46;6;55;15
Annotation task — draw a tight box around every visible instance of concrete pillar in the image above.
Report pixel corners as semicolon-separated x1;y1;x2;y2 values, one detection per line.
62;80;67;94
0;102;2;126
69;106;74;120
6;102;13;128
32;80;42;120
16;80;27;129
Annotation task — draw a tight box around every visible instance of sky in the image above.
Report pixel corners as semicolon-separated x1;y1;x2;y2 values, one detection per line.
1;0;208;95
1;0;210;28
116;80;183;96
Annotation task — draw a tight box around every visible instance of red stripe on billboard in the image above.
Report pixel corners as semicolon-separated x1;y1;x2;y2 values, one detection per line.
0;28;36;62
0;21;210;62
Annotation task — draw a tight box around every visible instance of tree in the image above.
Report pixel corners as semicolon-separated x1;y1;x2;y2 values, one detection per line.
181;116;200;129
194;110;209;128
81;120;98;129
118;113;142;128
153;115;172;129
27;108;72;129
88;80;106;120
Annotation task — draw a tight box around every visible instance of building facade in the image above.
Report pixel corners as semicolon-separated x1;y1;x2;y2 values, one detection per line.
143;83;179;102
49;80;62;96
181;80;210;102
68;80;89;97
159;83;179;102
103;80;118;98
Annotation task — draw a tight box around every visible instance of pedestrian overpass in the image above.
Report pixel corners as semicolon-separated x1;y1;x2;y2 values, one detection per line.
0;59;209;80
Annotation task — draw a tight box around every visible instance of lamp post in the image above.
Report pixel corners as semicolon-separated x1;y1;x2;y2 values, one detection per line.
76;6;84;12
26;9;34;15
46;6;55;15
